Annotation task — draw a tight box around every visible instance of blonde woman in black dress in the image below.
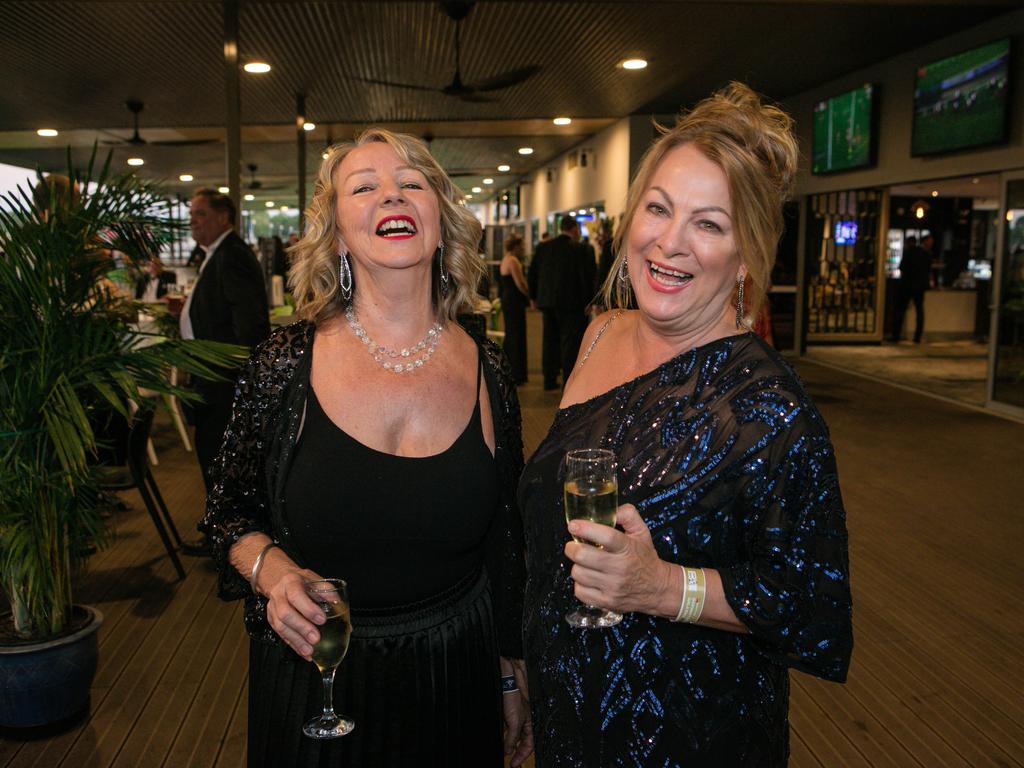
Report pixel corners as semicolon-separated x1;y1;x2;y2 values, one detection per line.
201;129;532;767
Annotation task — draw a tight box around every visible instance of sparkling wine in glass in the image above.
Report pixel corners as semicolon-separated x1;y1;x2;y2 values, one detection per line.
302;579;355;739
564;448;623;628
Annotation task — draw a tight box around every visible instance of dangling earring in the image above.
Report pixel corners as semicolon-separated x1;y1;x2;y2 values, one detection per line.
735;273;745;329
617;258;629;285
437;242;449;296
339;252;353;302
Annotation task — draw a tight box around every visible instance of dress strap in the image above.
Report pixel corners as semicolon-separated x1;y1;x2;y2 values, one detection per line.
578;310;623;368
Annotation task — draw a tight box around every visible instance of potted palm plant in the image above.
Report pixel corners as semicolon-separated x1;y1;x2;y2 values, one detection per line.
0;150;244;728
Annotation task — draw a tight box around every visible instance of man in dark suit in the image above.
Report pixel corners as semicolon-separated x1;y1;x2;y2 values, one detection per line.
180;188;269;554
892;233;934;343
528;216;596;390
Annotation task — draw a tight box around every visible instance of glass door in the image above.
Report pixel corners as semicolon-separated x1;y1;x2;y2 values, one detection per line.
987;173;1024;413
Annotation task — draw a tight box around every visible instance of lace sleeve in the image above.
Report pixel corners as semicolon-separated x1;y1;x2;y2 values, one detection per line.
199;324;307;602
481;338;527;659
719;427;854;682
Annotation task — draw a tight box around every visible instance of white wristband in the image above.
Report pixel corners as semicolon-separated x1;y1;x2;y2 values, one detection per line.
674;566;706;623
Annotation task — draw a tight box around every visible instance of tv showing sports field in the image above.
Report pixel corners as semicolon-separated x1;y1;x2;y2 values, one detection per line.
812;84;876;175
911;38;1011;156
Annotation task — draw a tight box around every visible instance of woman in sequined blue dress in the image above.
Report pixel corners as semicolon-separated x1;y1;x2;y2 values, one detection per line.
519;84;853;767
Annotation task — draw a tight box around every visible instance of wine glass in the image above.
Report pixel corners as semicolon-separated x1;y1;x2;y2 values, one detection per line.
302;579;355;739
563;448;623;628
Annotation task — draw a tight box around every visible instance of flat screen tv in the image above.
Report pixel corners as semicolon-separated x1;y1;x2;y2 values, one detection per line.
812;83;877;175
834;220;858;245
911;38;1011;156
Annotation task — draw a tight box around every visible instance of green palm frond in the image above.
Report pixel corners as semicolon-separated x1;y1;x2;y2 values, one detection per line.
1;145;246;640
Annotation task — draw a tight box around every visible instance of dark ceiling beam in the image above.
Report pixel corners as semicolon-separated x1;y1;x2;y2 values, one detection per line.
296;93;306;234
224;0;241;225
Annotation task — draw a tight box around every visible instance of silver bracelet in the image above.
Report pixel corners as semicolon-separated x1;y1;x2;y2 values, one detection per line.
249;541;279;595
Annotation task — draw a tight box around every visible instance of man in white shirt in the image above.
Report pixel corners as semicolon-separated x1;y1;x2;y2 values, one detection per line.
180;189;269;555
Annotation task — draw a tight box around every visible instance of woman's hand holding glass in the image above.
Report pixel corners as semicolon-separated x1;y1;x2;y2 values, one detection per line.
256;548;328;661
564;503;679;618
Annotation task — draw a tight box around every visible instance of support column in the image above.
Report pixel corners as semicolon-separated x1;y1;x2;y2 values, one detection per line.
296;94;307;234
224;0;241;228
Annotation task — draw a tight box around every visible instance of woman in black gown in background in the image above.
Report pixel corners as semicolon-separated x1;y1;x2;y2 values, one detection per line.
499;233;529;384
519;83;853;766
200;129;532;767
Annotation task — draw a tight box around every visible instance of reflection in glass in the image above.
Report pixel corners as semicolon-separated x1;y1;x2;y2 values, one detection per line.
992;179;1024;408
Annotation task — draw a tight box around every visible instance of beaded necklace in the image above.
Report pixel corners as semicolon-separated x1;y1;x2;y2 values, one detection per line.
344;305;443;373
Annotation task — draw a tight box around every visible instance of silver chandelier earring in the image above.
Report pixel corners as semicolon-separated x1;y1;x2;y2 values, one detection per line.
617;258;629;285
437;243;449;296
339;252;353;302
735;274;745;329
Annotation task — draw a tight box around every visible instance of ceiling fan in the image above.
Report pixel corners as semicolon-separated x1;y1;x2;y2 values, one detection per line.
356;1;540;103
102;100;216;147
245;163;286;192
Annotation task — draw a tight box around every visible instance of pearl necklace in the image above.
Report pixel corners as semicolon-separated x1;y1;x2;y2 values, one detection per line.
345;305;443;373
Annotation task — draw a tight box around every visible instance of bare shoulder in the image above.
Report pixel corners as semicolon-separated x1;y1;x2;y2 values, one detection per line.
580;309;629;356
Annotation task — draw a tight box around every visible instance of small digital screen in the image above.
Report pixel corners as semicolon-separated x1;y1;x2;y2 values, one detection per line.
912;38;1011;156
812;84;876;175
834;220;858;245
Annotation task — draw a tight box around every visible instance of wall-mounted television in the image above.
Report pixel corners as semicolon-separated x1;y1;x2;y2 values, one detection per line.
911;38;1011;157
834;220;858;245
812;83;877;175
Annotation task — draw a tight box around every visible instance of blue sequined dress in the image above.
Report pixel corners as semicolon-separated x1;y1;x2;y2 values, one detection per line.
519;332;853;767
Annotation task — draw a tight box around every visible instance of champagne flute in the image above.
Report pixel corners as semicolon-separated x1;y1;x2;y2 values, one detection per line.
563;448;623;628
302;579;355;739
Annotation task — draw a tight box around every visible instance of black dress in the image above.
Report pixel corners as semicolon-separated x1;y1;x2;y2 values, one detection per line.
199;321;527;768
499;271;528;384
519;332;853;767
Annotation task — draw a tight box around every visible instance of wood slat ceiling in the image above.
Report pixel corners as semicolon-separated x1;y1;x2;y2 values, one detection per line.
0;1;1013;204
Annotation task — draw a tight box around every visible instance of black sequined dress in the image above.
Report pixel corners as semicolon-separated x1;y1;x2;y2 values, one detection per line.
519;332;853;767
200;321;527;767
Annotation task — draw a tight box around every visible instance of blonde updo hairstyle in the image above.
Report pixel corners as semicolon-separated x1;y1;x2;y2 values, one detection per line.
603;82;798;322
289;128;484;324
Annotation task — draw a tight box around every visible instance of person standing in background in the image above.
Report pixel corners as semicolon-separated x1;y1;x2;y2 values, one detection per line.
528;216;595;390
892;233;933;343
499;233;530;384
181;187;269;555
134;256;176;302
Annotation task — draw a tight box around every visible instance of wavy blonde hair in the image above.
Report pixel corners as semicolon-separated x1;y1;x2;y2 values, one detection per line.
603;82;798;321
289;128;483;324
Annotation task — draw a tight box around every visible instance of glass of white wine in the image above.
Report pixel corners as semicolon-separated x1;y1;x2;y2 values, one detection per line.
302;578;355;739
564;448;623;628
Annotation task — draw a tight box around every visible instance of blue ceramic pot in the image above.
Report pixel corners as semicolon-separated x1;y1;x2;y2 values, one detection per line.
0;606;103;728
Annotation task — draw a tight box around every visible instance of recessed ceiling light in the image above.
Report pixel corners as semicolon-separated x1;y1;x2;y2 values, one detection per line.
483;178;494;185
972;178;980;184
465;194;474;199
218;186;230;194
303;122;315;131
471;186;482;193
244;193;255;201
179;174;194;182
244;62;271;74
931;190;939;197
497;164;510;172
279;205;287;211
36;128;58;137
517;147;534;155
127;157;144;167
621;58;648;70
322;151;330;160
266;201;275;208
502;194;508;201
553;117;572;126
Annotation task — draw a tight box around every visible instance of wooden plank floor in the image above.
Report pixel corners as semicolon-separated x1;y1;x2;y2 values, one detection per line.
3;309;1022;767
